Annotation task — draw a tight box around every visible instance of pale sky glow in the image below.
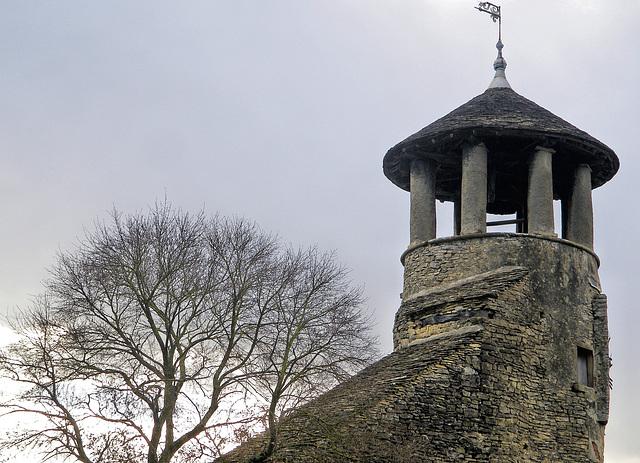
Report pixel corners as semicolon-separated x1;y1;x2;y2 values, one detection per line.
0;324;20;346
0;1;639;461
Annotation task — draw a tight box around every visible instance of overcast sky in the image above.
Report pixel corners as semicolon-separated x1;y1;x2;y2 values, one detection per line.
0;1;638;461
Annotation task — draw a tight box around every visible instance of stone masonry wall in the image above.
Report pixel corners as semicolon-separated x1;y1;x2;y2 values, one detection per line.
395;233;609;462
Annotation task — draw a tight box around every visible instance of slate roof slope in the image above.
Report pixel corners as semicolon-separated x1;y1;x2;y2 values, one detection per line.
218;328;484;463
383;87;619;192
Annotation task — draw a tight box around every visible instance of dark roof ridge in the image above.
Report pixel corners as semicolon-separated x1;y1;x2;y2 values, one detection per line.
383;85;619;191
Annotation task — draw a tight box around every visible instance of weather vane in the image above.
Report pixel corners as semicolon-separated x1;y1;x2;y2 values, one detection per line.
476;2;502;43
476;2;510;88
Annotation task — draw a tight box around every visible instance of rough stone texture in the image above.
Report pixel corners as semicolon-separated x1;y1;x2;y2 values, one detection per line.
592;294;610;424
396;234;608;462
220;234;610;463
219;330;487;463
401;265;528;314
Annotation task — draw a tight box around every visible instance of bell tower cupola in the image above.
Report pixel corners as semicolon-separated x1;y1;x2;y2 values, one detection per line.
383;6;618;251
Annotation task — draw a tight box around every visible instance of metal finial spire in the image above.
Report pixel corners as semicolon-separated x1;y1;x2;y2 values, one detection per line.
476;2;511;89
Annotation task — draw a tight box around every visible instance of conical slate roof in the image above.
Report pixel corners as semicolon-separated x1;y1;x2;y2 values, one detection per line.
383;86;619;194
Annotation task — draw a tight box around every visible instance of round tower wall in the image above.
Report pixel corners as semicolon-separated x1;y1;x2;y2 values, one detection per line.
396;234;603;390
394;234;609;461
402;233;599;299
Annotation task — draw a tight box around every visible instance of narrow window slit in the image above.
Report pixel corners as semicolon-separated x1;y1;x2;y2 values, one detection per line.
577;347;594;387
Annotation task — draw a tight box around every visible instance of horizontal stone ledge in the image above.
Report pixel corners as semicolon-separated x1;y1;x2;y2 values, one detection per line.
406;325;484;348
402;266;528;314
401;232;600;266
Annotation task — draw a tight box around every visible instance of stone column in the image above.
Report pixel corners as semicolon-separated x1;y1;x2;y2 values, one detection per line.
409;157;437;244
527;147;555;235
460;143;488;235
566;164;594;249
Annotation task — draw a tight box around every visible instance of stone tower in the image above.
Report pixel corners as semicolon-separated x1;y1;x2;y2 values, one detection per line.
382;37;619;461
220;30;619;463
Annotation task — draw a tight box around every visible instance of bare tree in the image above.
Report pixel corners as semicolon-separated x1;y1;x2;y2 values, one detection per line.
0;202;378;463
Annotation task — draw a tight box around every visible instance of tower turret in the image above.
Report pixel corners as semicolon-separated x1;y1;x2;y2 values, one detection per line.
384;19;618;462
383;55;618;247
